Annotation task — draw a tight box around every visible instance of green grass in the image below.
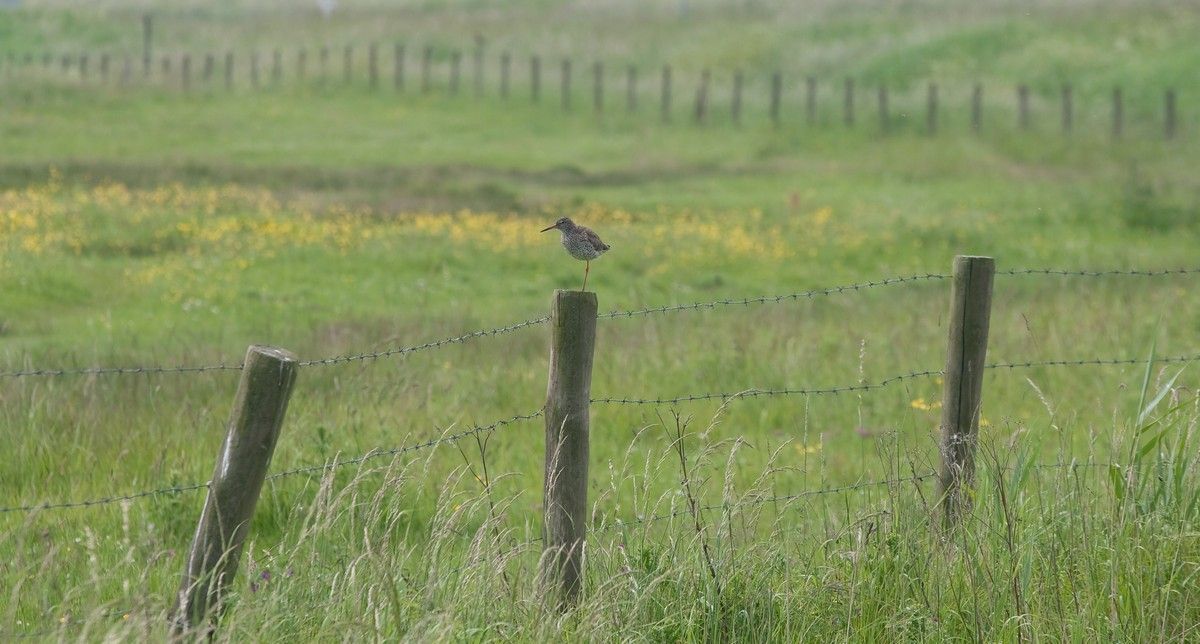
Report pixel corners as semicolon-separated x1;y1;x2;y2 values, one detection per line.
2;1;1200;641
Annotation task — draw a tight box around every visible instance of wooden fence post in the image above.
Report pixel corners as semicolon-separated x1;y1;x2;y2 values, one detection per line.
1165;89;1177;140
342;45;352;84
450;50;462;95
368;43;378;89
172;346;298;635
181;54;191;92
878;85;888;134
731;70;743;125
843;77;854;126
394;44;405;90
271;49;281;85
660;64;672;122
473;39;484;98
203;53;214;83
561;58;571;110
593;61;603;114
540;290;597;609
805;76;817;124
926;82;938;135
531;55;541;102
500;51;510;98
694;69;709;123
250;52;259;89
160;54;170;79
1017;84;1030;130
1112;87;1123;139
971;83;982;133
100;53;110;81
770;71;782;126
223;51;233;90
1061;84;1072;134
937;255;995;530
79;53;89;81
422;46;432;93
626;64;636;112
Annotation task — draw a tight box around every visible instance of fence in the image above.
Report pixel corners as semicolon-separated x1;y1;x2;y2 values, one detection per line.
1;38;1188;141
1;258;1198;635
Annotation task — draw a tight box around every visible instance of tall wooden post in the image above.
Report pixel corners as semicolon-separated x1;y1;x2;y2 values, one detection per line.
937;256;995;529
731;70;743;125
971;84;982;133
540;291;597;609
172;346;298;634
660;64;672;122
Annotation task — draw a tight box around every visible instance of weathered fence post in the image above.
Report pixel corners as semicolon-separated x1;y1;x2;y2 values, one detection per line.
805;76;817;124
422;46;432;93
368;42;379;89
770;71;782;126
926;82;938;135
937;255;995;530
843;77;854;126
660;64;672;122
694;69;709;123
878;85;888;134
1061;84;1072;134
540;290;597;610
626;64;637;112
531;55;541;102
394;44;405;90
731;70;743;126
592;61;603;114
172;345;298;635
450;50;462;95
561;58;571;110
142;13;152;78
1017;84;1030;130
1165;89;1177;140
971;84;982;133
500;51;510;98
1112;87;1123;139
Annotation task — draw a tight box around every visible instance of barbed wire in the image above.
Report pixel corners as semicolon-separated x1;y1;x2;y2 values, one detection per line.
294;317;549;367
0;362;243;379
598;273;949;319
998;267;1200;277
0;410;544;515
591;353;1200;406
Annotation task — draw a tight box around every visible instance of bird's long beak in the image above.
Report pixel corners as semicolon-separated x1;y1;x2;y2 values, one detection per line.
540;224;556;232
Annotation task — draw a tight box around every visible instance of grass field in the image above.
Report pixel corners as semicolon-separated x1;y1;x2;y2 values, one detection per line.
2;1;1200;641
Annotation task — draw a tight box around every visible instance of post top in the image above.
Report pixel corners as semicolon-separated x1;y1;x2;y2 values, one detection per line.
245;345;299;364
954;255;995;264
553;289;599;301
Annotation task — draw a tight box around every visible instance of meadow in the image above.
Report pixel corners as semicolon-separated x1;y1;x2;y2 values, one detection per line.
2;1;1200;641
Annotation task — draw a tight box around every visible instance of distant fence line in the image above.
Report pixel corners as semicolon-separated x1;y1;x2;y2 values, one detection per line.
0;41;1187;140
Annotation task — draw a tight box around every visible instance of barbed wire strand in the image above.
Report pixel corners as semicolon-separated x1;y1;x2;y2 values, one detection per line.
998;267;1200;277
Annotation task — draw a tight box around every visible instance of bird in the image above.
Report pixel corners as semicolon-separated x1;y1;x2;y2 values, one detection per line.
540;217;610;292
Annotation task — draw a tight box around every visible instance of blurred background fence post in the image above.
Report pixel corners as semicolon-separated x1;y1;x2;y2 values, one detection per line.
422;46;432;93
142;13;152;78
368;43;378;89
694;69;709;123
100;53;110;82
561;58;571;110
271;49;281;85
540;290;598;610
531;55;540;102
473;37;484;98
971;84;982;133
203;53;213;84
878;85;888;134
1062;84;1072;134
626;64;636;112
1018;84;1030;130
593;61;603;114
171;345;299;636
223;51;233;90
770;71;781;126
806;76;816;124
181;54;191;92
250;52;259;89
319;46;329;82
1165;89;1177;140
1112;87;1123;138
297;49;306;82
500;51;510;99
927;82;938;135
450;50;462;95
937;255;995;530
843;77;854;126
342;45;352;85
394;44;404;91
661;64;671;122
731;70;742;125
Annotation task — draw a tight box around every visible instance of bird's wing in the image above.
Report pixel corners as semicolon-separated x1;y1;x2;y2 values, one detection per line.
582;227;610;251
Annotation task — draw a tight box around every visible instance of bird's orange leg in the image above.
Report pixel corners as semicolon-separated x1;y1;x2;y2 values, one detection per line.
582;260;590;291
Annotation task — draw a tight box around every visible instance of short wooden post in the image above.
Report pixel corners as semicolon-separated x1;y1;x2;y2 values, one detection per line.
500;51;511;98
368;42;378;89
843;77;854;126
937;256;994;530
250;52;259;89
693;69;709;123
394;44;404;90
1165;89;1177;140
449;50;462;95
421;46;432;93
878;85;888;134
1112;86;1123;139
172;345;298;634
731;70;743;125
971;83;982;133
296;49;306;81
223;51;233;90
271;49;281;84
142;13;153;78
626;65;636;112
660;64;672;122
805;76;816;124
540;290;597;609
1061;84;1072;134
342;45;352;84
560;58;571;110
592;61;603;114
769;71;782;126
1017;84;1030;130
181;54;191;92
926;82;938;135
531;55;541;102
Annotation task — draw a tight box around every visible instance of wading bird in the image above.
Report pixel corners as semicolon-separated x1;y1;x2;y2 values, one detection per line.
540;217;610;292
